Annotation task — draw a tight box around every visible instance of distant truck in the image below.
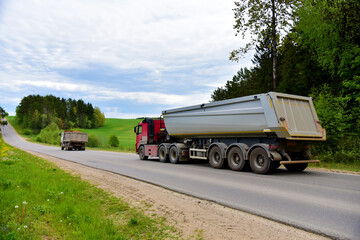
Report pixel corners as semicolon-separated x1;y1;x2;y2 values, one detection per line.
60;131;88;151
134;92;326;174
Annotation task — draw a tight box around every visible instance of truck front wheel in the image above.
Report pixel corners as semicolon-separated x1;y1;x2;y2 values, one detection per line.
209;146;225;169
169;146;179;164
249;147;273;174
139;146;148;160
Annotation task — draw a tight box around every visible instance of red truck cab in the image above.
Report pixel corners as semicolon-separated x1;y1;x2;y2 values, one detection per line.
134;118;166;159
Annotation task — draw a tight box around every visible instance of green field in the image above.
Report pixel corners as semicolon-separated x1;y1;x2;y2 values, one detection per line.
0;134;182;239
80;118;141;152
6;117;142;153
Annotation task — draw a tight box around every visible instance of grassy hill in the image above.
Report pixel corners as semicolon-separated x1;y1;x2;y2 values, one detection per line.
6;116;142;152
80;118;141;152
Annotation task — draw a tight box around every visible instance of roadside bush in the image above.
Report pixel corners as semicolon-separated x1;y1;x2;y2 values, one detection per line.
87;134;100;147
38;122;62;145
108;134;119;147
23;129;32;135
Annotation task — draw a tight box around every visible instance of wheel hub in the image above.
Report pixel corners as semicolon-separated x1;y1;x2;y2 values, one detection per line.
214;153;220;163
257;155;265;167
233;154;240;165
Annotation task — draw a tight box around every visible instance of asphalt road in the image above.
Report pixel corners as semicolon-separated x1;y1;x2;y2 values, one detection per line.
2;123;360;239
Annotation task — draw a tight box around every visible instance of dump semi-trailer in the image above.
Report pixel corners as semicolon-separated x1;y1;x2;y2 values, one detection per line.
60;131;88;151
134;92;326;174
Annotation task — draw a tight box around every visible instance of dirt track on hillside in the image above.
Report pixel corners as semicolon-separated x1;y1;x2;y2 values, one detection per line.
29;151;328;240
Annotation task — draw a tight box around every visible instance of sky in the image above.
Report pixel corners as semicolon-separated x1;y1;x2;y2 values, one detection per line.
0;0;253;119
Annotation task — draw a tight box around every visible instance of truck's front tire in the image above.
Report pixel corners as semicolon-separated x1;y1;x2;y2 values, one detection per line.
169;146;179;164
139;146;148;160
209;146;225;169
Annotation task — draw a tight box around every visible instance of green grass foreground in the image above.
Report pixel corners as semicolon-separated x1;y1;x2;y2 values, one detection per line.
0;135;182;239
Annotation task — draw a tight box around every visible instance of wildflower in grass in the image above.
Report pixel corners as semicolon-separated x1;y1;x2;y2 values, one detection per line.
24;225;27;229
60;220;62;223
17;228;20;231
47;199;50;202
20;201;28;224
60;192;63;194
15;205;18;209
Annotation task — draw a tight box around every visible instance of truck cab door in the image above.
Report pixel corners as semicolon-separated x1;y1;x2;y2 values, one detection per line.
135;123;149;150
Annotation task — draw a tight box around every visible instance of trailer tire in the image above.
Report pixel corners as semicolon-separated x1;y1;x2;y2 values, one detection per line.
284;163;308;172
227;147;245;171
158;145;168;163
249;147;274;174
139;146;148;160
169;145;179;164
209;146;225;169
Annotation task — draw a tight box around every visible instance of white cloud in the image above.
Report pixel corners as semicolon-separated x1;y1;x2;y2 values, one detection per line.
0;0;254;116
104;107;157;119
1;0;243;72
0;70;210;107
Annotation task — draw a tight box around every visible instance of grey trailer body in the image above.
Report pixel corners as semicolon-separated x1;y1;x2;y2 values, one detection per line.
162;92;325;141
60;131;88;151
136;92;326;174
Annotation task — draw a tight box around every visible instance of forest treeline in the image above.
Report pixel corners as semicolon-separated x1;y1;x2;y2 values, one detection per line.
212;0;360;164
15;95;105;131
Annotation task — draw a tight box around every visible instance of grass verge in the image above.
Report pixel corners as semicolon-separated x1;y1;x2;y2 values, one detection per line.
0;134;182;239
311;160;360;172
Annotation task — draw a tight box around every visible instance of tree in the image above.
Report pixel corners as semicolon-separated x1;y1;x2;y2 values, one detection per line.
230;0;300;90
92;106;105;128
296;0;360;132
277;36;332;95
0;106;7;119
296;0;360;82
0;106;8;126
15;95;103;130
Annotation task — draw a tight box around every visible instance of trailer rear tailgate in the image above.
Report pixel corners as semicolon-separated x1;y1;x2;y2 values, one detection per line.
271;92;324;139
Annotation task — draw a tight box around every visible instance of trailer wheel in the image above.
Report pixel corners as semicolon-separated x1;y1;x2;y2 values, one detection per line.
209;146;225;169
158;145;168;163
284;163;308;172
249;147;274;174
227;147;245;171
139;146;148;160
169;146;179;164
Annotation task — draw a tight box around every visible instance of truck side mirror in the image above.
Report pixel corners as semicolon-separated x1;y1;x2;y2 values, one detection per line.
134;126;137;133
